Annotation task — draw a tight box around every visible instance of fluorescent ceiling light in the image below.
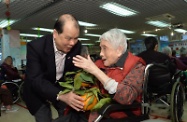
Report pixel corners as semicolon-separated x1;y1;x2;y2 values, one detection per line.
100;3;138;17
20;33;44;37
85;33;101;37
96;37;132;42
32;27;53;33
0;19;16;28
22;39;32;42
146;21;170;27
141;33;157;37
82;43;95;46
174;29;187;33
119;29;135;34
127;38;132;40
26;40;32;42
54;19;97;27
78;38;90;41
78;21;97;27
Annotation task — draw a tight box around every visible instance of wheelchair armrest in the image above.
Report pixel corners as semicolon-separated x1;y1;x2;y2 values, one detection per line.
12;79;22;82
98;101;140;117
173;70;181;78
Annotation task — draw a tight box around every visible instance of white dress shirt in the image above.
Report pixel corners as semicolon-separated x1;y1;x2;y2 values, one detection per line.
53;40;66;80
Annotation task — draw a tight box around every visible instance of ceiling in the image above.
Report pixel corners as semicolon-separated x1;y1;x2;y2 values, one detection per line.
1;0;187;44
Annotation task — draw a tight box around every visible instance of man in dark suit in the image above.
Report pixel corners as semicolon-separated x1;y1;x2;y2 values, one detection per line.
23;14;84;122
137;36;170;64
137;36;176;76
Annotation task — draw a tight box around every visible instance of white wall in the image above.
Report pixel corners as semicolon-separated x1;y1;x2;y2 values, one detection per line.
1;29;21;67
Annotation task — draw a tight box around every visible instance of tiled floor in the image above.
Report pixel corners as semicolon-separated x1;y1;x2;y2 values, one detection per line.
0;101;187;122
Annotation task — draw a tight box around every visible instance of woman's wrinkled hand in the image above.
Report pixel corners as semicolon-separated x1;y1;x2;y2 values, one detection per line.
73;55;98;75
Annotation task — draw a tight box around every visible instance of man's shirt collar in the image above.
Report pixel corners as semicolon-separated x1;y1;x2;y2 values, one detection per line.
53;39;65;55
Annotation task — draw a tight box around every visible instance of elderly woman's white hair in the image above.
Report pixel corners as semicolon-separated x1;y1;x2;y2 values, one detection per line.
162;46;172;56
99;28;127;53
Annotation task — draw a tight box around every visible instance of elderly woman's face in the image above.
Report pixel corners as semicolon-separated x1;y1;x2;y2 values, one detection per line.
99;39;121;66
5;57;13;66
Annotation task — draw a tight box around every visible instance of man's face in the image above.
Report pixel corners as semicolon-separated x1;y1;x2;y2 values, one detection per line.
53;21;79;53
99;39;121;66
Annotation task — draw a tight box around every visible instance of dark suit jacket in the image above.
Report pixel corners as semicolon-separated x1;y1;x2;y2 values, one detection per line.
137;50;170;64
23;34;81;115
137;50;177;76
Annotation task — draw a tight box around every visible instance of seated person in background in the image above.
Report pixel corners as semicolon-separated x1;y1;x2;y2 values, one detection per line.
162;46;187;71
137;36;171;64
137;37;177;76
172;50;176;57
73;28;146;121
1;56;23;81
0;87;19;112
179;47;187;65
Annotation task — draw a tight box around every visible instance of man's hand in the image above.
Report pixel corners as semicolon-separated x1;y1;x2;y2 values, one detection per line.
58;91;84;111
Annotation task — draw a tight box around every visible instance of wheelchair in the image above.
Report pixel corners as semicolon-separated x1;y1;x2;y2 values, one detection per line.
94;63;185;122
1;79;24;103
179;70;187;99
0;65;25;104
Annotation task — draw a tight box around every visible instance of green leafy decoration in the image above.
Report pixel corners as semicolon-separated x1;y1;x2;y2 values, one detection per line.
84;87;100;101
86;95;95;110
58;70;111;111
58;89;71;95
91;88;100;101
92;98;112;111
64;78;74;84
74;89;86;95
85;92;94;99
64;70;80;76
74;74;82;90
59;82;73;89
80;72;94;83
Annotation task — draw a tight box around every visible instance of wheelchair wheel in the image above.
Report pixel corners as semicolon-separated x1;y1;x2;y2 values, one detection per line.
1;82;20;103
18;81;24;102
142;93;151;115
170;81;184;122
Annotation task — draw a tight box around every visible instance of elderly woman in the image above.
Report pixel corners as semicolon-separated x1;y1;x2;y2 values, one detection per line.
162;46;173;56
1;56;23;81
162;46;187;70
73;28;146;121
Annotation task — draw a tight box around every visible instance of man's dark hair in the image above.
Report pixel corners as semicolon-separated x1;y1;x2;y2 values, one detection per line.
54;14;79;34
144;36;158;50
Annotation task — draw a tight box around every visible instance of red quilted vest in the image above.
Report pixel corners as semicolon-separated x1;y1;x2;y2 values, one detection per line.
95;52;145;118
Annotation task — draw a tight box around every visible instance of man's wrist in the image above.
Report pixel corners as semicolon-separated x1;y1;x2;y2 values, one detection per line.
56;94;60;101
56;91;62;101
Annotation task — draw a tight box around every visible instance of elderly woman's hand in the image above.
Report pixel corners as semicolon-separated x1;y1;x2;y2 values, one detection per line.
73;55;98;75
